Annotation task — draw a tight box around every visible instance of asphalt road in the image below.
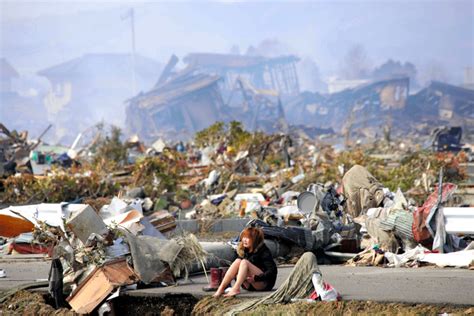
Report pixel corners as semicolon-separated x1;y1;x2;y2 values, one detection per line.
2;259;472;306
0;259;50;290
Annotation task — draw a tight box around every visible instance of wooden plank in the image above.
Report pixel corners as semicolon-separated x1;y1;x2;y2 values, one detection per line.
67;259;138;314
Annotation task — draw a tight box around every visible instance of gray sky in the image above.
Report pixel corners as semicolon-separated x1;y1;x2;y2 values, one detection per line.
1;0;473;84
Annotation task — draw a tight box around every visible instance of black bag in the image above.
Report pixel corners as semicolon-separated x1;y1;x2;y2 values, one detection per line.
48;258;65;308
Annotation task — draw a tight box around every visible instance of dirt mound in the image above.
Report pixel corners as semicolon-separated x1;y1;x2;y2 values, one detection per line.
193;297;474;315
0;290;74;315
192;296;245;315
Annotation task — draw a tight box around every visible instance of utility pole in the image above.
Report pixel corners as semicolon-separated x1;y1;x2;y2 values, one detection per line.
122;8;137;95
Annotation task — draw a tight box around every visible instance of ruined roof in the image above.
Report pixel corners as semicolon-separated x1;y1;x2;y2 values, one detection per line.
37;53;161;79
327;77;409;102
344;77;409;94
183;53;299;70
428;81;474;100
130;71;221;109
0;58;19;79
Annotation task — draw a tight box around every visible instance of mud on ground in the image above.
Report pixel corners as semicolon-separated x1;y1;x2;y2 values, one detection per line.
193;296;474;315
0;290;75;315
3;290;473;315
1;291;198;316
113;293;199;315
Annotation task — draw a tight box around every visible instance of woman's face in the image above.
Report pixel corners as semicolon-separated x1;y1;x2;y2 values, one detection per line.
242;236;250;248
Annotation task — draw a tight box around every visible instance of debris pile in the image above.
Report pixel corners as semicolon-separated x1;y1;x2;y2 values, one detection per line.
0;119;473;314
0;198;208;314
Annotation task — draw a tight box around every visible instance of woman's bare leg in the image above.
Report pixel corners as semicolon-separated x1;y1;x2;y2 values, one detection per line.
224;259;265;297
213;259;241;297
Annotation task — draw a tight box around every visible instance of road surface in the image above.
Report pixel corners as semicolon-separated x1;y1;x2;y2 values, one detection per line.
1;259;473;306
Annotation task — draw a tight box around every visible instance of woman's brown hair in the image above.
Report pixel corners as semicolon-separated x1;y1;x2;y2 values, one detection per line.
237;227;264;257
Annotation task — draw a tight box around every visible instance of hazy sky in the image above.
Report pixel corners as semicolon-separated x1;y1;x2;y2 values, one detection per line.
1;0;473;84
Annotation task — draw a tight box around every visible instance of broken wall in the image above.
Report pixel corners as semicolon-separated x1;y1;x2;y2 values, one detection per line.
126;83;224;142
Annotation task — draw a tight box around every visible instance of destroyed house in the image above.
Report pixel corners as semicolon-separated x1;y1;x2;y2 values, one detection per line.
126;70;225;142
0;59;47;136
224;77;288;133
284;77;410;136
406;81;474;131
284;91;328;127
37;53;162;144
329;77;410;138
183;53;300;96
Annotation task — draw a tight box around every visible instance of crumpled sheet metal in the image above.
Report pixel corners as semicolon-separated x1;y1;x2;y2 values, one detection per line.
412;183;457;248
125;232;183;284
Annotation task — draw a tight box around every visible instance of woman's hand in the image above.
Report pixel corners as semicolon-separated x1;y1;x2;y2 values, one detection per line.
246;275;255;283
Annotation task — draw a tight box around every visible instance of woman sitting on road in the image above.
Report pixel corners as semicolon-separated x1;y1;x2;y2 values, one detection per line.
213;226;277;297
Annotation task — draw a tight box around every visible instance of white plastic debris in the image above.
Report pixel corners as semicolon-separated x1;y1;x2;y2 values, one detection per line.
200;146;214;166
234;150;249;162
277;205;301;217
234;193;265;203
311;273;340;301
280;191;300;204
202;170;220;188
291;173;305;184
152;138;166;153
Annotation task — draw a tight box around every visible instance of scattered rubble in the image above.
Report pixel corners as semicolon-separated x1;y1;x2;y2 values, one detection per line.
0;118;473;314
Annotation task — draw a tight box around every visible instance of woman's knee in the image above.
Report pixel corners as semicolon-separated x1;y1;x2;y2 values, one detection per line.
240;259;249;268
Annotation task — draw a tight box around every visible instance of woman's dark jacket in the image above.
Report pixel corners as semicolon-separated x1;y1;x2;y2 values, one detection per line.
241;243;277;289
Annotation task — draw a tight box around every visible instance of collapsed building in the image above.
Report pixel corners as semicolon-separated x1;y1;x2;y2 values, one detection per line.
126;67;226;142
184;53;300;132
0;58;48;138
284;77;410;139
183;53;301;96
126;54;297;141
406;81;474;139
286;78;474;142
126;52;473;144
37;53;162;144
226;77;289;133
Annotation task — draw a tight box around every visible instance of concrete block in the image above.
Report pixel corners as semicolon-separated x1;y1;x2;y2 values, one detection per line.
66;205;108;243
175;220;199;233
221;218;248;232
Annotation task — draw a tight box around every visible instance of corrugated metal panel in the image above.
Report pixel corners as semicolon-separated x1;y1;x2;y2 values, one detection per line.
379;210;414;239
